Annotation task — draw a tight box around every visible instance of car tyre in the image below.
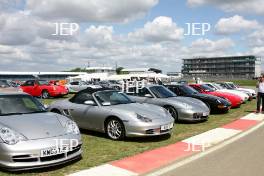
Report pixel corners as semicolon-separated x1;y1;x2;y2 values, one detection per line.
41;90;50;99
165;106;178;121
105;118;125;140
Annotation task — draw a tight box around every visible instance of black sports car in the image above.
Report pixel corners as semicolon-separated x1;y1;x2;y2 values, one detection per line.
166;84;231;113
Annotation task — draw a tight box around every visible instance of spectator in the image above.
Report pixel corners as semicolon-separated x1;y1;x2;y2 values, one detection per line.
256;76;264;113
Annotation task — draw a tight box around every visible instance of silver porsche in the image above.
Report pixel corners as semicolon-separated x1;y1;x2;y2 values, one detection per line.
0;92;82;171
127;85;210;122
48;88;174;140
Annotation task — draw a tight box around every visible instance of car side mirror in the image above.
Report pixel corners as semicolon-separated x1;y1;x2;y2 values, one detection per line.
84;100;96;106
145;94;153;98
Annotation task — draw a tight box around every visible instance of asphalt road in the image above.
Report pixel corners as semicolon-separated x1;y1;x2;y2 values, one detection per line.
160;123;264;176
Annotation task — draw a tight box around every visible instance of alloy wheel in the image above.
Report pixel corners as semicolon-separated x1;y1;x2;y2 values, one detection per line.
106;119;124;140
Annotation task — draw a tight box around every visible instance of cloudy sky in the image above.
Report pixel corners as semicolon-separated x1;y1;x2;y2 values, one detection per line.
0;0;263;73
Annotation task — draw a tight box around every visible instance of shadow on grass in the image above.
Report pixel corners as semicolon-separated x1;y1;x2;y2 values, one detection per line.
1;157;82;175
80;128;171;143
244;110;256;113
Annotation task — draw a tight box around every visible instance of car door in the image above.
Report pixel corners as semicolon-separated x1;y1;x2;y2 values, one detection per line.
68;92;105;131
21;80;35;95
32;81;43;96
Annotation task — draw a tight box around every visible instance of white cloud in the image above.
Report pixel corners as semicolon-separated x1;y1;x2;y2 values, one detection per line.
26;0;159;23
248;29;264;47
215;15;260;35
187;0;264;15
0;12;37;45
188;38;234;55
0;11;79;46
82;26;114;48
0;44;31;62
251;47;264;55
128;16;184;43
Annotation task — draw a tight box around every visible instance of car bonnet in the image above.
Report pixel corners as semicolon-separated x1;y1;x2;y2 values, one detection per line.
168;96;208;110
0;112;66;140
105;103;167;120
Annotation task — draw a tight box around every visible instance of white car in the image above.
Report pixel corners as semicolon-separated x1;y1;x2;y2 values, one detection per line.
221;82;256;98
65;81;101;93
204;83;249;103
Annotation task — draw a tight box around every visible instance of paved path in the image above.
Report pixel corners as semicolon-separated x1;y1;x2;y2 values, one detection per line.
159;120;264;176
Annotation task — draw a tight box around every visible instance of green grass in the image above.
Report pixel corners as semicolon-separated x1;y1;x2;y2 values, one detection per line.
0;97;257;176
232;80;257;87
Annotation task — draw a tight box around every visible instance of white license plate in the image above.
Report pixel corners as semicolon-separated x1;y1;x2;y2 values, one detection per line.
41;146;69;157
161;123;173;131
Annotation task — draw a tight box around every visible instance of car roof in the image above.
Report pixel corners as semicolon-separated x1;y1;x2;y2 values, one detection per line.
80;87;115;94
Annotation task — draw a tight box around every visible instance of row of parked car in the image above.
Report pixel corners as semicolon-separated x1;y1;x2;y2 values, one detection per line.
0;79;256;171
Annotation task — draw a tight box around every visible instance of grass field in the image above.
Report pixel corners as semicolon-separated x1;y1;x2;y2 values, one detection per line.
232;80;257;87
0;96;257;176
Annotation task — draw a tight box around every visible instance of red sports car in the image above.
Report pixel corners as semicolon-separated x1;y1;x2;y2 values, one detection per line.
189;84;243;108
20;80;68;98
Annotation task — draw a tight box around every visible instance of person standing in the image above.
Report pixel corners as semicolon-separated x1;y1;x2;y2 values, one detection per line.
256;76;264;113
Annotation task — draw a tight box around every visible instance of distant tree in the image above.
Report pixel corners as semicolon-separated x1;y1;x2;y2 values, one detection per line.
68;67;86;72
116;67;124;74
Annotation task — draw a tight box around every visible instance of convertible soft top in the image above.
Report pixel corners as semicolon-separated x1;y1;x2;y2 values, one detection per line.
80;87;115;94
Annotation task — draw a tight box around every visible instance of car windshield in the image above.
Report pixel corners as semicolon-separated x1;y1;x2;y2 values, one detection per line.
214;83;225;90
227;83;237;89
0;95;46;116
94;91;134;106
0;80;10;88
179;85;199;95
205;84;218;90
200;84;215;92
38;80;49;85
149;86;177;98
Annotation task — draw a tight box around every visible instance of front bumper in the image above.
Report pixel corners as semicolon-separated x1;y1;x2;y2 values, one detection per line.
49;91;68;97
0;134;82;171
211;104;231;113
231;100;243;108
177;109;210;122
125;118;174;137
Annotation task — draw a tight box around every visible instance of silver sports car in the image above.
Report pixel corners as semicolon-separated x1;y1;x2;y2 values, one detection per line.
49;88;174;140
127;85;210;122
0;92;82;171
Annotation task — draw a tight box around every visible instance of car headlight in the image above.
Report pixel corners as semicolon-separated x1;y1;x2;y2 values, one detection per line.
0;127;26;145
216;99;222;104
65;121;80;135
136;114;152;122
